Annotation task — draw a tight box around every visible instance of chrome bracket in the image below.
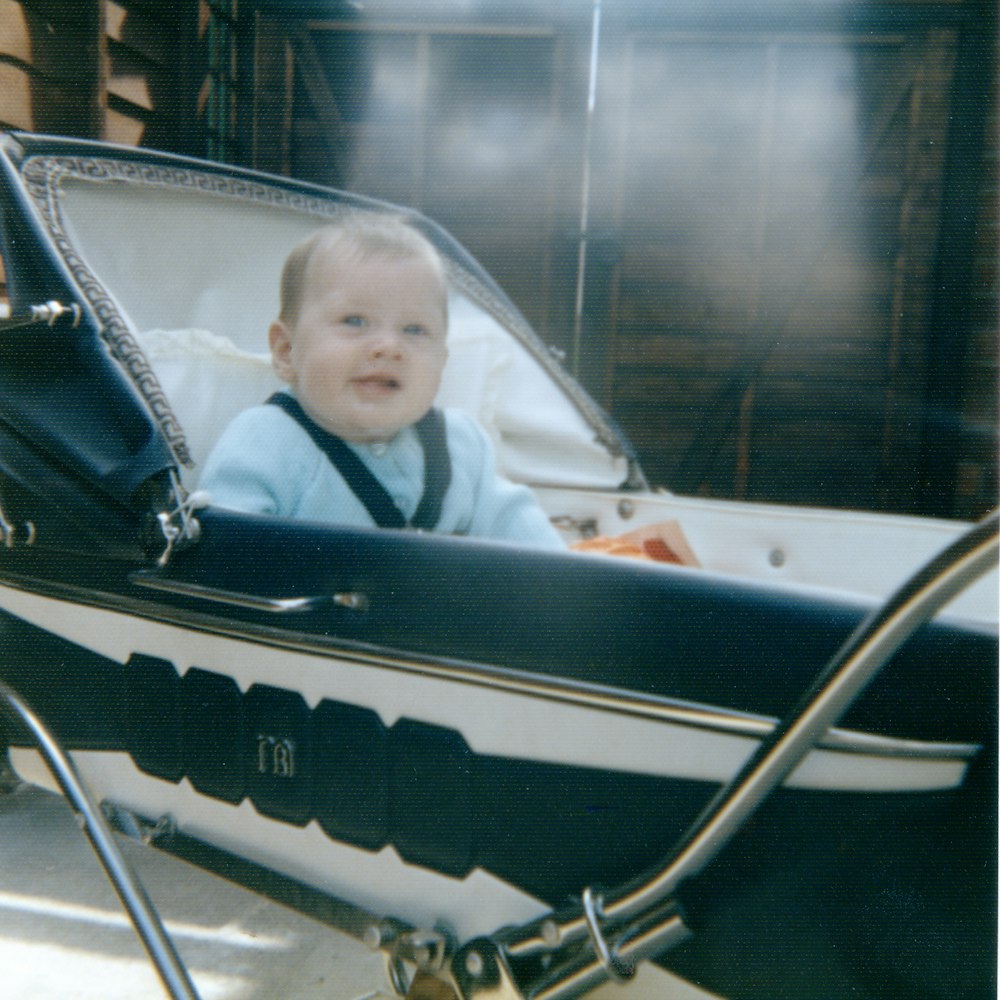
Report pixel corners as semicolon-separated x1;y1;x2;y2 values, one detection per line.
102;800;178;847
152;473;210;567
0;299;82;333
581;887;633;982
364;917;453;997
31;300;82;327
447;938;524;1000
0;498;35;549
459;896;688;1000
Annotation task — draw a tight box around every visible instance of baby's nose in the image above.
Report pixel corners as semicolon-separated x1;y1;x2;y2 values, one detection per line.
370;328;404;358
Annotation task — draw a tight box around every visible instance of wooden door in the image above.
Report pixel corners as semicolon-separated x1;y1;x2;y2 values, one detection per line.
602;30;958;509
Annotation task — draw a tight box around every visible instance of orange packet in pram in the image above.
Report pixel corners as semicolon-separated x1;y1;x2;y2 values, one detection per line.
571;520;699;567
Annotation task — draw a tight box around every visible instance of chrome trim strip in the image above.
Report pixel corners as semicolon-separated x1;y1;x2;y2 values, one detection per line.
129;572;331;613
0;572;982;765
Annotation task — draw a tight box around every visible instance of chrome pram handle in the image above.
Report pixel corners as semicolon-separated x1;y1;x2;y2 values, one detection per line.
427;511;999;1000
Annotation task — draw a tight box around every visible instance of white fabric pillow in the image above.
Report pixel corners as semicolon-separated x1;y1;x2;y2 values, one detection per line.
138;328;283;486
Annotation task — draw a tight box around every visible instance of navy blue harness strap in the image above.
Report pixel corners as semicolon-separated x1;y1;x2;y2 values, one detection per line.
410;407;451;531
266;393;451;531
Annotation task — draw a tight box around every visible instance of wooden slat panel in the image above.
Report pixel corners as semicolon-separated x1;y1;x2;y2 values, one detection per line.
104;104;147;146
0;62;34;130
0;0;99;135
610;333;742;370
614;286;752;335
107;41;174;112
613;408;704;453
614;282;896;337
106;0;174;67
267;10;991;517
0;0;30;63
611;373;733;404
13;0;98;83
752;378;889;419
103;0;180;151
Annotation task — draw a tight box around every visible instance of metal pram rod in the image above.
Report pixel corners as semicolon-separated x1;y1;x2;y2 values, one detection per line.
450;510;999;1000
0;681;201;1000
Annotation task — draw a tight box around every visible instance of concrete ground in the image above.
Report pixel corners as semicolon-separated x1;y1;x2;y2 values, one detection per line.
0;781;390;999
0;779;719;1000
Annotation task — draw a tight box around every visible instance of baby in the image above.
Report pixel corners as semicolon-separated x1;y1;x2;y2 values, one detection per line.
200;214;565;548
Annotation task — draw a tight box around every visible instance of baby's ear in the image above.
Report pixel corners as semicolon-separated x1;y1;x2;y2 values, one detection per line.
269;321;295;383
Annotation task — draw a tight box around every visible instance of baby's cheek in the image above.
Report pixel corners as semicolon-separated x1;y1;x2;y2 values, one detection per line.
305;352;349;384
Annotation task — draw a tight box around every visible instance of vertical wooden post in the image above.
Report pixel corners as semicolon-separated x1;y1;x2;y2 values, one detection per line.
918;2;996;517
251;14;293;175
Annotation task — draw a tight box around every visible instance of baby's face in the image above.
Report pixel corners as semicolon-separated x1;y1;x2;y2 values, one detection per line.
270;248;448;443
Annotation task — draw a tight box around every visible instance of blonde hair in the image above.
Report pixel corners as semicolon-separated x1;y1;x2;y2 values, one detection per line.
278;214;448;326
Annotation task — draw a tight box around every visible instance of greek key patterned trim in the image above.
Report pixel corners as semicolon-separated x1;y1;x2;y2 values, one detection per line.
23;155;196;467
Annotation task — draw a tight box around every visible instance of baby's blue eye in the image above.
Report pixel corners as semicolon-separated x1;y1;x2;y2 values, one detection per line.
403;324;428;336
342;314;367;328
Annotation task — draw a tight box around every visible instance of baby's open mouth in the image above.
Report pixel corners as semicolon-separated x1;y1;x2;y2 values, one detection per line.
354;375;401;390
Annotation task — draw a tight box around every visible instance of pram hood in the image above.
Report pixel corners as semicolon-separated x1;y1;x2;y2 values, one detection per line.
0;131;638;558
